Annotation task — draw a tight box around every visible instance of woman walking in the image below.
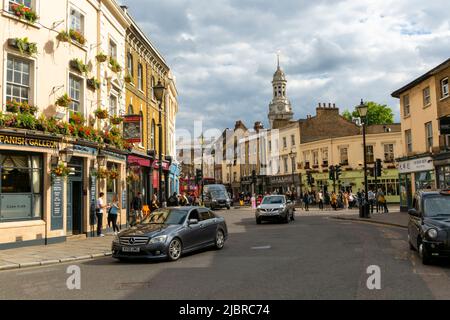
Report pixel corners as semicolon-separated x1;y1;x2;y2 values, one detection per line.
108;195;120;233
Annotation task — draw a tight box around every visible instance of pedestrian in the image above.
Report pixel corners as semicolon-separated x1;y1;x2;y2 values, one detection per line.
151;194;159;212
303;192;310;211
368;189;376;214
96;192;108;237
167;192;179;207
318;190;324;210
108;195;120;233
331;192;338;210
377;189;389;213
343;192;349;210
131;192;143;224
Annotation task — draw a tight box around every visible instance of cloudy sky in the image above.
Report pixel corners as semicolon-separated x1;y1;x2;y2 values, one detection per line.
121;0;450;136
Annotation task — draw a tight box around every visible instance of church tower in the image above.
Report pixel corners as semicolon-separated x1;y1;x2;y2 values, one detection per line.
268;55;293;129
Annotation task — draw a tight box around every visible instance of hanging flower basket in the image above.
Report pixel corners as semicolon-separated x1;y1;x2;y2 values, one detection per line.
56;30;70;42
55;94;72;108
96;168;109;180
96;53;108;63
87;78;101;91
124;73;133;84
126;173;140;183
110;115;123;125
52;162;70;177
94;109;109;119
109;170;120;180
109;58;122;73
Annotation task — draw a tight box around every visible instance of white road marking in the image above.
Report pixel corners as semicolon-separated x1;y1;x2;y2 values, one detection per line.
251;246;271;250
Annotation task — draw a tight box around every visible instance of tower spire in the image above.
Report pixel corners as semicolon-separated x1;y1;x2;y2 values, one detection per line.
277;51;280;69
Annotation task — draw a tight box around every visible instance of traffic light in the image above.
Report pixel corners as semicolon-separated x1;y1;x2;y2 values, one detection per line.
329;166;335;181
195;169;203;184
335;165;342;180
375;159;382;177
252;170;257;184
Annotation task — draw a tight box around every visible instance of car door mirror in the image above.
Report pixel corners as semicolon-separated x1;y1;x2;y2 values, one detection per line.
408;209;419;217
188;219;199;225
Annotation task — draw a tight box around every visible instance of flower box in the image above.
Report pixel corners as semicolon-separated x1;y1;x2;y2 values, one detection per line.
87;78;101;91
69;59;88;74
56;31;70;42
69;29;86;46
110;116;123;125
109;58;122;73
5;100;20;113
69;113;84;125
8;38;37;56
10;3;39;23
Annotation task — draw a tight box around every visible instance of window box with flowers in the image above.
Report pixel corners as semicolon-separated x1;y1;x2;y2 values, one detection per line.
8;38;38;56
69;112;84;125
9;2;39;23
5;100;20;113
19;102;37;115
110;115;123;125
55;94;72;108
94;109;108;119
69;59;88;74
96;53;108;63
56;30;70;42
69;29;86;46
109;58;122;73
87;78;101;91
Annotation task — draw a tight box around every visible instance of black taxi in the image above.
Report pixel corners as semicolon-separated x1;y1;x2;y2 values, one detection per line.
408;189;450;265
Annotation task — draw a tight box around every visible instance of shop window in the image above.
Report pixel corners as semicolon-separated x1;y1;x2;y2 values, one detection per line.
106;162;118;204
0;153;42;221
415;171;435;190
69;74;82;113
6;55;31;105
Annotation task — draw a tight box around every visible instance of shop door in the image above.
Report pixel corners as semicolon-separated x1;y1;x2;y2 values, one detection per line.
67;158;84;235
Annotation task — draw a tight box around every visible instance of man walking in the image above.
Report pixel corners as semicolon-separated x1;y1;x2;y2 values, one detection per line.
303;191;310;211
368;189;376;214
96;192;108;237
131;192;143;224
167;192;179;207
318;190;324;210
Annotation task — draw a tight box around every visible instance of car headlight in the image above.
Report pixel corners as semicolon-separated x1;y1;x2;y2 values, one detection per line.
427;228;438;240
212;199;218;202
149;235;168;244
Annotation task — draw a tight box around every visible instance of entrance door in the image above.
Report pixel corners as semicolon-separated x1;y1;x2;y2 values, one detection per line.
67;158;84;235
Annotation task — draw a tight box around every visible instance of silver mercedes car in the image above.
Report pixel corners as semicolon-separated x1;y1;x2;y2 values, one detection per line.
112;206;228;262
255;195;295;224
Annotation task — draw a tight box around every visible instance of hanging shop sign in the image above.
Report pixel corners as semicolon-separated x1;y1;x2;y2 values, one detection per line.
0;134;58;149
152;160;171;171
398;156;434;174
123;115;142;143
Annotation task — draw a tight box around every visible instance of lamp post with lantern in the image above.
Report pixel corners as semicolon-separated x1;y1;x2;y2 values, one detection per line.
153;80;165;205
357;99;370;218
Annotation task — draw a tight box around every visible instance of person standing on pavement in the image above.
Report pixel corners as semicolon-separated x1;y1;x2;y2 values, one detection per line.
368;189;376;214
151;194;159;212
377;188;389;213
96;192;108;237
167;192;179;207
331;192;338;210
108;195;120;233
318;190;324;210
131;192;144;224
303;192;310;211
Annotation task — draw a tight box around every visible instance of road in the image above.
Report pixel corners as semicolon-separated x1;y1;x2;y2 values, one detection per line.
1;207;450;300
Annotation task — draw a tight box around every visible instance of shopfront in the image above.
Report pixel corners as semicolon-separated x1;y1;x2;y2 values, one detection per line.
127;153;153;205
169;163;181;195
152;160;171;202
434;152;450;190
398;155;435;211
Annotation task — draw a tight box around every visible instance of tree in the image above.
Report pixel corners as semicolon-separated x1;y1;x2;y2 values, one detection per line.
342;101;394;125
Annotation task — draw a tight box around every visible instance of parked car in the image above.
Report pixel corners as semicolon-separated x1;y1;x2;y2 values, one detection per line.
112;207;228;262
255;195;295;224
408;189;450;265
203;184;232;210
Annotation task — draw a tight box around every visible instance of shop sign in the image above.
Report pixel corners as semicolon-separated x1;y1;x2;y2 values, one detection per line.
128;155;151;167
398;156;434;174
51;175;64;230
0;134;58;149
269;175;294;185
100;150;127;162
153;160;170;171
0;194;32;219
123;115;142;143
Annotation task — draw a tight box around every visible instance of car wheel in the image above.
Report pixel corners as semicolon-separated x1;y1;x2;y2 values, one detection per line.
168;238;182;261
256;218;261;224
419;241;432;265
215;230;225;250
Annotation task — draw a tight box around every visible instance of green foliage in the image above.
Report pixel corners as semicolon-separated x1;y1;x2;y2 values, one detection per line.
70;59;88;74
342;101;394;125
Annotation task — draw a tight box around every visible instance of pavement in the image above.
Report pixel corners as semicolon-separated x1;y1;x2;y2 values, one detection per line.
0;205;405;272
1;206;450;299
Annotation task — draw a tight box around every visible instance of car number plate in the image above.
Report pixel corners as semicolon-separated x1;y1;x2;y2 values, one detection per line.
122;247;140;253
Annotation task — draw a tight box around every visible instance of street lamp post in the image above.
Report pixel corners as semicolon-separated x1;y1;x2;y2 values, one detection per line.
153;80;165;205
200;133;205;205
357;99;370;218
211;148;216;182
289;149;296;197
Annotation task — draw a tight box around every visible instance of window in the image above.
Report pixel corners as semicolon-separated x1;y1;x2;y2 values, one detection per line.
127;53;134;77
312;150;319;166
425;122;433;150
151;120;156;150
384;144;394;162
284;157;288;173
405;130;412;153
69;75;82;113
139;111;144;145
340;147;348;165
127;104;133;115
283;137;287;149
441;78;449;99
366;145;374;163
109;95;117;116
151;77;155;100
423;87;431;106
9;0;32;11
268;141;272;152
6;55;31;104
0;153;42;221
322;148;329;164
403;94;410;117
138;63;143;91
291;135;295;146
109;40;117;60
70;8;84;35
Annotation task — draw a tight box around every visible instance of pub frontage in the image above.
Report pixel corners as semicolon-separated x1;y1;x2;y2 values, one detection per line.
0;129;127;249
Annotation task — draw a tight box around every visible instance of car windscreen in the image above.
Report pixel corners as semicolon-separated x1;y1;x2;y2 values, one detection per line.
423;196;450;217
141;209;188;225
210;190;228;198
262;196;285;204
